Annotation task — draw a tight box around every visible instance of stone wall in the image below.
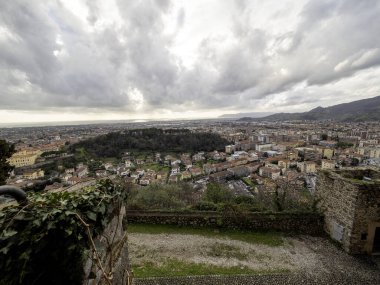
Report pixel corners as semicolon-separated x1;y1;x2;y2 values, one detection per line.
316;169;380;254
316;171;358;252
83;204;132;285
126;210;324;235
351;183;380;254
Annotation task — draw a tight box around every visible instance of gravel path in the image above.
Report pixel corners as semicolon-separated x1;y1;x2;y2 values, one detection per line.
129;233;380;285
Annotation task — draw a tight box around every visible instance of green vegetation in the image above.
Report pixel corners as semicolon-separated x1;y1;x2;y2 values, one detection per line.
40;150;65;157
71;128;230;158
127;181;314;213
204;183;233;204
241;177;255;187
351;158;359;166
0;180;126;285
128;224;284;246
128;182;262;212
208;242;248;260
74;147;91;161
133;259;287;278
88;160;104;174
336;141;354;149
127;183;199;210
0;140;15;185
141;163;170;172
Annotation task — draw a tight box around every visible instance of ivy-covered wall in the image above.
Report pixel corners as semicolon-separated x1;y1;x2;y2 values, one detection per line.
0;180;131;285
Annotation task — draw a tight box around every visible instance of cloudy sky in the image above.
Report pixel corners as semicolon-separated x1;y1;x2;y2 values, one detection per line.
1;0;380;123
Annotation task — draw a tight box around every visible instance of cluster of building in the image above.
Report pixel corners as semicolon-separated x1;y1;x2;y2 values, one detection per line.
4;120;380;192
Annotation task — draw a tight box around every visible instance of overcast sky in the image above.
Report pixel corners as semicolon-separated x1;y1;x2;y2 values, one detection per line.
1;0;380;123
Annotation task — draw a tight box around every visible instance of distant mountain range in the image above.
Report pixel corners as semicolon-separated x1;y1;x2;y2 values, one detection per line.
219;112;274;119
238;96;380;122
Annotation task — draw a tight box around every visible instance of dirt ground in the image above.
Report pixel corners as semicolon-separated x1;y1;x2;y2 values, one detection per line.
129;232;380;284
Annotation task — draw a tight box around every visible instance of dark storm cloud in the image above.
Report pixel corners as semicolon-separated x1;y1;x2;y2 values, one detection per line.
0;0;379;114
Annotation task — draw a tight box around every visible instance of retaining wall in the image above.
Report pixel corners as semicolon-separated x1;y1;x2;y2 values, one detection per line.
126;210;324;235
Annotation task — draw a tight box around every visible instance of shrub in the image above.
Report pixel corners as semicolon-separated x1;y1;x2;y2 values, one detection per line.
193;201;218;211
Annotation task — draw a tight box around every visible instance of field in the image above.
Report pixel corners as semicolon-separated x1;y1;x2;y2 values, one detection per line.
128;224;302;278
128;224;380;284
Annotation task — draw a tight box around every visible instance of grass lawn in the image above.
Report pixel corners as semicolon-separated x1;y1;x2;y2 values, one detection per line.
133;258;289;278
241;177;256;187
103;157;119;164
74;147;90;161
128;224;284;247
141;163;170;172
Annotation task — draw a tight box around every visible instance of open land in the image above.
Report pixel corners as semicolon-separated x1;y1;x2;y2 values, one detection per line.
128;224;380;285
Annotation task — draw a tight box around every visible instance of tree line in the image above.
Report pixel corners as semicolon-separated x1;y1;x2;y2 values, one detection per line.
70;128;231;158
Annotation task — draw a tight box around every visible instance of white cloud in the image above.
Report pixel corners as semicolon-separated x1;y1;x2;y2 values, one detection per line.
0;0;380;123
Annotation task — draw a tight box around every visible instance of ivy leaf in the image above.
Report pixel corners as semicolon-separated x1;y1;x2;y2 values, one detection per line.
0;246;10;254
65;228;73;236
2;230;18;238
13;213;25;220
42;213;49;221
33;219;41;227
51;209;62;215
68;244;77;251
20;250;31;260
65;210;76;216
98;204;106;215
86;212;97;221
81;195;90;200
35;197;46;203
47;221;56;230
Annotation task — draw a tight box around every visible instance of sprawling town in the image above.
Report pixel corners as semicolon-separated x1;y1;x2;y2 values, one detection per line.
2;120;379;195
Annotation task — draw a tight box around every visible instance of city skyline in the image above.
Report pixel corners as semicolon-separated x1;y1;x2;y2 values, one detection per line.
1;0;380;123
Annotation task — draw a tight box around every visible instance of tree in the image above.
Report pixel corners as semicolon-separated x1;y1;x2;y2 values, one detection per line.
336;141;354;149
351;158;359;166
272;175;315;212
274;176;299;212
204;183;233;204
0;140;15;185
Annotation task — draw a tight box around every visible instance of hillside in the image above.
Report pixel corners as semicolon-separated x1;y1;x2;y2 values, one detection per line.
71;128;230;158
239;96;380;122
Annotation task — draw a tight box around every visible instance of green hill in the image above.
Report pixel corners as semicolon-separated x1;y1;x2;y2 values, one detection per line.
71;128;230;158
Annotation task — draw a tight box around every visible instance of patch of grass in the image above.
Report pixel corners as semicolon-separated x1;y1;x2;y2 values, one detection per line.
133;259;288;278
103;157;118;163
128;224;284;247
241;177;255;187
142;163;170;172
207;242;248;260
74;147;90;161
